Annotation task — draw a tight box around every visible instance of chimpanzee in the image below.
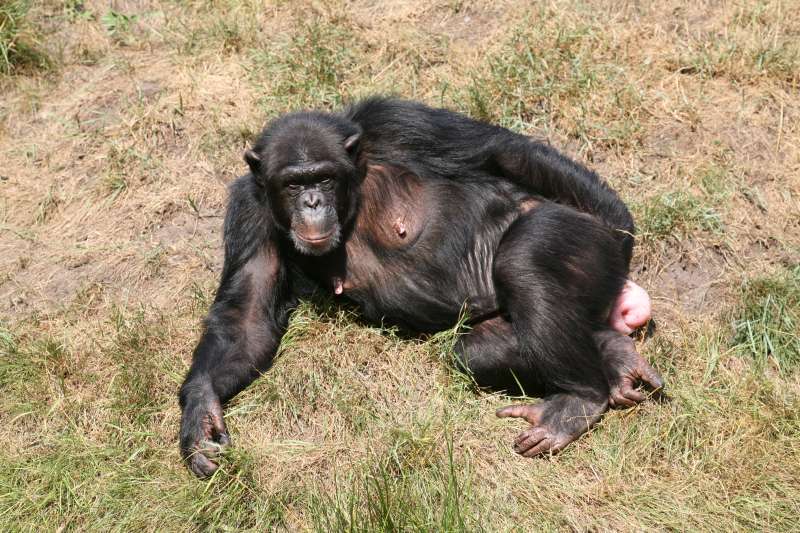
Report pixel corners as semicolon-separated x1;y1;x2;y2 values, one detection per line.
179;97;663;478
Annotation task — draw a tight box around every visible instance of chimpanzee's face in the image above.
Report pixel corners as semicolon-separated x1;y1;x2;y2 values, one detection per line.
244;120;361;256
272;164;345;256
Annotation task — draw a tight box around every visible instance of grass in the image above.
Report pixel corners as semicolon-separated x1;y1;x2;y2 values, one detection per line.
732;266;800;373
308;436;480;531
460;8;644;149
1;0;799;531
634;190;724;248
249;18;359;112
666;1;800;85
0;0;50;75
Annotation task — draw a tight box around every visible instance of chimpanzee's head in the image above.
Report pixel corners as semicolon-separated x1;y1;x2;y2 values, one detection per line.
245;113;362;255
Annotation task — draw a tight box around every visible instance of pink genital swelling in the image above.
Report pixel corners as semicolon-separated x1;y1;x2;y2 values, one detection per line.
608;280;652;335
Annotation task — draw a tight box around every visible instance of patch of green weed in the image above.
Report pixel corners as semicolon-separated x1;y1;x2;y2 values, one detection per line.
635;190;723;244
309;435;480;532
732;266;800;373
0;0;50;75
456;9;642;147
249;19;358;112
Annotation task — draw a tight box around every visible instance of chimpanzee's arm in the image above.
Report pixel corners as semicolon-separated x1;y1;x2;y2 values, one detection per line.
179;176;293;478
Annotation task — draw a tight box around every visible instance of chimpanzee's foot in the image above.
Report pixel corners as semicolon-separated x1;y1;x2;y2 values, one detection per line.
180;392;231;478
496;393;607;457
608;280;652;335
595;331;664;408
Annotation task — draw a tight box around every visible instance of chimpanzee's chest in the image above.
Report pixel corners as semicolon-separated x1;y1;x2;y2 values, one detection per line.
296;167;531;331
299;217;469;331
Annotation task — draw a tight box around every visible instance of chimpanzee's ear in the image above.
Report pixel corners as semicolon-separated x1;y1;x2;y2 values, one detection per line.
344;130;361;155
244;149;262;174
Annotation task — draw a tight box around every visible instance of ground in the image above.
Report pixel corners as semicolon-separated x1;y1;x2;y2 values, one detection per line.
1;0;799;531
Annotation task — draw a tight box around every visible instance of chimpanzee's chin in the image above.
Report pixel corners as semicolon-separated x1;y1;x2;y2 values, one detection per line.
292;228;341;256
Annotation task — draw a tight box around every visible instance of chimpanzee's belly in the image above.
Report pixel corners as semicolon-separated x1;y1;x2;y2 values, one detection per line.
336;241;495;331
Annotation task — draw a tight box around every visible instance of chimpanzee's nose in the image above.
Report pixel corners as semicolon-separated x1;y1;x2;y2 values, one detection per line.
304;192;321;209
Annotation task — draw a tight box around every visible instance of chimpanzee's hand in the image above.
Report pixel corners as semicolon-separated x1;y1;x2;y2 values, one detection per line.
179;392;230;478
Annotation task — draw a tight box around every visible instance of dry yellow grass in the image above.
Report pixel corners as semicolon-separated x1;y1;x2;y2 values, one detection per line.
1;0;798;531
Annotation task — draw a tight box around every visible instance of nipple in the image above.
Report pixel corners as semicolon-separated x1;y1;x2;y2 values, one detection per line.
393;218;407;238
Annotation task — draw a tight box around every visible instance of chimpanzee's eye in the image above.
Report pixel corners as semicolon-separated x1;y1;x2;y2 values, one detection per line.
287;183;301;192
320;178;332;186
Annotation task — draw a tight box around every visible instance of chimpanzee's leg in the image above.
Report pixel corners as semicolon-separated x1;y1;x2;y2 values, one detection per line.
457;319;664;407
490;203;628;457
455;316;537;395
483;131;658;334
483;135;635;264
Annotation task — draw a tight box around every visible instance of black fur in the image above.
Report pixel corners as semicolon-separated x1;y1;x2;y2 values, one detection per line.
178;97;656;477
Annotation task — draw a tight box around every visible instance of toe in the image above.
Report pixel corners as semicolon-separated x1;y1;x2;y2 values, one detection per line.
496;405;527;419
514;427;548;455
496;404;543;425
200;437;228;458
522;436;555;457
217;432;231;446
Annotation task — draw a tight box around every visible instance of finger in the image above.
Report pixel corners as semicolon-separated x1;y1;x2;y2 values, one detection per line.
622;387;646;404
188;450;219;478
610;390;637;408
639;365;665;391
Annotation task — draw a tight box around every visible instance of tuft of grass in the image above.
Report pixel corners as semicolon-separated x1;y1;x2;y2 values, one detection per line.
309;435;479;532
0;425;296;530
107;307;181;425
198;123;256;166
732;266;800;373
634;190;723;245
668;2;800;86
0;0;50;75
63;0;93;22
100;144;159;198
249;19;359;112
0;322;72;417
100;9;137;42
697;162;735;203
33;185;60;224
457;9;643;148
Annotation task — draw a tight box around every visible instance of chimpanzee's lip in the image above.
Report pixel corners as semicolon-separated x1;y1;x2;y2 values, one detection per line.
296;230;334;244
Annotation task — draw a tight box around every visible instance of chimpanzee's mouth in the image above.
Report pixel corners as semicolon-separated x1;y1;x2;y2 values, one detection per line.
296;230;335;244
